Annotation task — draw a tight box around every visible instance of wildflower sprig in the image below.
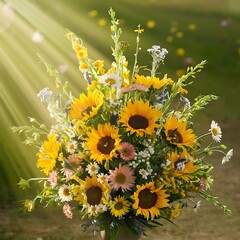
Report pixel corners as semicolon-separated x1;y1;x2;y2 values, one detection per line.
12;117;48;147
15;9;233;240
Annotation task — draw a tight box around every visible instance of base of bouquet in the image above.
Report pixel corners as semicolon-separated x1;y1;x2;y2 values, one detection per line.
100;225;141;240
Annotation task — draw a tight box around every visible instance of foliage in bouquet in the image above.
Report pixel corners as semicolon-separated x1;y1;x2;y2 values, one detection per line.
15;9;233;240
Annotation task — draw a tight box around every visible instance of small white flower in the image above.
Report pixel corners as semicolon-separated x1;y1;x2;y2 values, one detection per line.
58;185;72;202
37;87;53;102
176;161;185;171
97;173;109;184
194;201;201;213
209;120;222;142
222;149;233;164
139;169;150;179
86;162;100;176
66;140;78;154
99;73;122;88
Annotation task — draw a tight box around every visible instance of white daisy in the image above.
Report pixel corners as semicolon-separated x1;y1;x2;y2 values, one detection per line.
58;185;72;202
209;120;222;142
222;149;233;164
86;162;100;176
99;73;122;88
139;168;150;179
97;173;109;184
66;140;78;154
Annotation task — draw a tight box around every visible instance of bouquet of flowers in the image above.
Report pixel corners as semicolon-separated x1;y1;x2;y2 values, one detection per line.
15;9;233;240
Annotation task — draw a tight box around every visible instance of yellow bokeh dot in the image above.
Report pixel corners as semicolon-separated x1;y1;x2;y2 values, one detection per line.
188;23;196;30
146;20;156;29
166;36;174;43
98;18;107;27
176;69;186;77
237;47;240;56
176;31;184;38
88;10;98;17
169;26;178;33
176;48;186;56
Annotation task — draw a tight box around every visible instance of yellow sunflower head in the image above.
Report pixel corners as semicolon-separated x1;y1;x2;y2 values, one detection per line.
110;196;130;218
68;90;103;121
132;181;169;220
163;115;196;148
119;99;162;136
36;133;61;175
168;151;198;181
151;75;174;89
84;175;107;205
134;75;152;88
84;123;121;164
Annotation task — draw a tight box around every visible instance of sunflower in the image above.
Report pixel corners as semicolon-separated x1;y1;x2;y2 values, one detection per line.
168;151;198;181
110;196;130;218
134;75;173;90
119;99;162;136
151;76;174;90
132;182;169;220
134;75;152;88
68;90;103;121
84;123;121;164
163;115;196;148
84;175;107;206
37;133;60;175
72;175;109;206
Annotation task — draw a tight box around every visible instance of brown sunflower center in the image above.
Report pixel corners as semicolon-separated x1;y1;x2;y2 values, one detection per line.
128;115;149;130
115;173;126;184
168;129;183;143
84;106;93;115
97;136;115;154
114;201;123;210
138;188;157;209
86;186;102;205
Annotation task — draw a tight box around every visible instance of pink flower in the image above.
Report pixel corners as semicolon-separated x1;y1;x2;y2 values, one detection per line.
199;178;205;190
132;83;149;92
61;168;75;181
109;164;136;192
63;203;73;219
49;170;58;188
121;86;135;93
119;142;135;161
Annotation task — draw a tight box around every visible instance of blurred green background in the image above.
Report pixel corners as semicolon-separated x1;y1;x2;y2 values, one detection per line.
0;0;240;239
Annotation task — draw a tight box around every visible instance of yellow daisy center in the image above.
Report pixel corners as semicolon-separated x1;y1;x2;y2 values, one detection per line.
90;165;96;171
63;188;71;196
106;78;116;85
212;128;218;136
138;188;157;209
97;136;115;154
86;186;102;205
115;173;126;184
168;129;183;143
128;115;149;130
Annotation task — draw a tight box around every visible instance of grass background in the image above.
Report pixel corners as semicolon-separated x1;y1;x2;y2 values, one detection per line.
0;0;240;239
